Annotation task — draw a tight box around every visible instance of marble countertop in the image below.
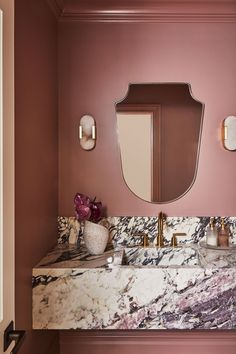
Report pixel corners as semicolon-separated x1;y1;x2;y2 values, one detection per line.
33;242;236;330
34;243;114;269
34;242;236;270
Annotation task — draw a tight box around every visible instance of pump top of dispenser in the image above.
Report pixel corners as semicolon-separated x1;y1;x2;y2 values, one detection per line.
209;217;214;230
220;217;225;230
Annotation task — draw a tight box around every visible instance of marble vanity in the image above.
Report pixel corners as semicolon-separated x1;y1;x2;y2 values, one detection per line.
32;216;236;330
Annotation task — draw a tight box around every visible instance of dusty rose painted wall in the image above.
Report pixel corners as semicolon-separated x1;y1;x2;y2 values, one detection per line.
58;20;236;351
60;331;236;354
58;21;236;217
15;0;59;353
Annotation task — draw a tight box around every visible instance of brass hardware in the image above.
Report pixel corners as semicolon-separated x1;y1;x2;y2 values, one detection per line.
171;233;187;247
143;234;149;247
79;125;83;139
132;233;149;247
79;115;96;151
155;212;166;248
79;125;96;140
224;125;228;140
92;125;96;139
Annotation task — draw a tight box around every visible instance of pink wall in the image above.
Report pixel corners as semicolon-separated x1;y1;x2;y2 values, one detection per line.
60;331;236;354
58;21;236;217
14;1;236;353
15;0;59;353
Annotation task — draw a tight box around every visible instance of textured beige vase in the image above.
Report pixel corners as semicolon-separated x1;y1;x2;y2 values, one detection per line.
83;220;109;255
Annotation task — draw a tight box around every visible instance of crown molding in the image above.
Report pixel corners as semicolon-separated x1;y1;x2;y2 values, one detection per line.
46;0;64;19
59;13;236;23
48;1;236;23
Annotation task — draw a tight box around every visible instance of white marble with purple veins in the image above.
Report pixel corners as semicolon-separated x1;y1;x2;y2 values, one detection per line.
32;243;236;330
121;245;200;267
57;216;236;247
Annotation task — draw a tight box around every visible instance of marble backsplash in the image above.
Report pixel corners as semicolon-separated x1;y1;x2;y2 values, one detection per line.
33;217;236;330
58;216;236;247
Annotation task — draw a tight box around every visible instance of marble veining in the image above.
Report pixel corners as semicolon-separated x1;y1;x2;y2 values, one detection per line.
33;263;236;330
121;246;200;267
34;244;114;269
57;216;236;247
33;242;236;330
198;246;236;268
32;215;236;330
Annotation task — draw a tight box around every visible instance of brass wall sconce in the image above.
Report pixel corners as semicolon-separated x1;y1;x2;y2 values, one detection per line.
79;115;96;151
222;115;236;151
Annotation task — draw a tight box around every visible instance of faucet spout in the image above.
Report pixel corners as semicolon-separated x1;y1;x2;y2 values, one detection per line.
156;212;165;247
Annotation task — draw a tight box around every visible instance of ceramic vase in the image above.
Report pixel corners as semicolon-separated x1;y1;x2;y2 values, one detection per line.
83;220;109;255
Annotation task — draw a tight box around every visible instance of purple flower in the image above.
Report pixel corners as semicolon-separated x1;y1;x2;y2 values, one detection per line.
90;200;102;223
74;193;103;223
75;204;91;222
74;193;91;207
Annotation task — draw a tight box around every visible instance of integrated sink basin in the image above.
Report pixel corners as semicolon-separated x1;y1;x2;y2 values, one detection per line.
120;245;200;267
33;241;236;330
33;215;236;330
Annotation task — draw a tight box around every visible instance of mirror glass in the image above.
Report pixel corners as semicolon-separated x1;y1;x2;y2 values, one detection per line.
116;83;204;203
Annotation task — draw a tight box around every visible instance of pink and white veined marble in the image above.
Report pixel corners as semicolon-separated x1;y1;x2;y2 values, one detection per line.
33;244;236;330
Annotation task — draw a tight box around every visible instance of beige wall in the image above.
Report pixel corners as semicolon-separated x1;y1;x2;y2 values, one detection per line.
117;113;152;201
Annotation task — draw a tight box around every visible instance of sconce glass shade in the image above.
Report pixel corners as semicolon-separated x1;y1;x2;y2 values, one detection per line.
222;116;236;151
79;115;96;151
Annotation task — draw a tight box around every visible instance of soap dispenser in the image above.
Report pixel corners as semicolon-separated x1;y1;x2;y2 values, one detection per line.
218;217;229;247
206;217;218;247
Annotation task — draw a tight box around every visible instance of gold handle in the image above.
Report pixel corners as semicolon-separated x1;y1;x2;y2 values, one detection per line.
171;233;187;247
132;233;149;247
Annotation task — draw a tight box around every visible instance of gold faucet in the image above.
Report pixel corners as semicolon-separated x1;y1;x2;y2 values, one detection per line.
155;212;165;247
